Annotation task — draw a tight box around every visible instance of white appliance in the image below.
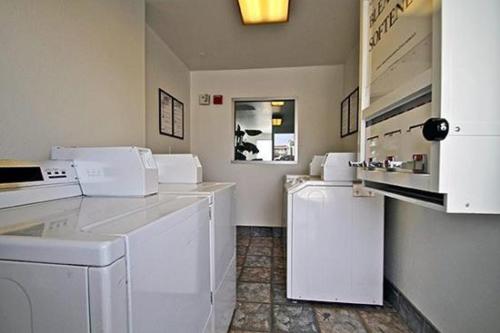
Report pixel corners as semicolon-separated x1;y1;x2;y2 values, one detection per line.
51;146;158;197
321;152;356;181
0;160;81;209
154;154;235;333
309;155;325;176
0;160;212;333
284;153;384;305
154;154;203;184
355;0;500;214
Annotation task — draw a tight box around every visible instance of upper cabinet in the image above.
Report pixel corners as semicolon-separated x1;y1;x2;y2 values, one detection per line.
355;0;500;214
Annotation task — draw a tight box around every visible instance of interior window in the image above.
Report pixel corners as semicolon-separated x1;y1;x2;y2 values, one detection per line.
234;99;296;163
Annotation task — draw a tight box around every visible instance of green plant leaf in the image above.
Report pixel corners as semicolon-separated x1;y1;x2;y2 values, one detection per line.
245;129;262;136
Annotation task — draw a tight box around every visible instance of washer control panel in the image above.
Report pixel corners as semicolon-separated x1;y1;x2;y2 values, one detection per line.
0;160;78;189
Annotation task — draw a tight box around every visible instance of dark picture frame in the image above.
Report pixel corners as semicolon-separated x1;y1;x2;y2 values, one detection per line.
341;96;350;137
340;87;359;138
159;88;173;136
158;88;184;140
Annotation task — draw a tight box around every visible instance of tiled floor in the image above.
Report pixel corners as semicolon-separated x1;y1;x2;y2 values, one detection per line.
230;233;413;333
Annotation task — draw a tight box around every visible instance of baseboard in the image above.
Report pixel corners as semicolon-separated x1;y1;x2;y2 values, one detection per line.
384;279;440;333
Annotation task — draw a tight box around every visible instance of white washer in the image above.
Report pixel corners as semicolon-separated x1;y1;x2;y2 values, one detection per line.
157;182;236;333
0;161;212;333
284;154;384;305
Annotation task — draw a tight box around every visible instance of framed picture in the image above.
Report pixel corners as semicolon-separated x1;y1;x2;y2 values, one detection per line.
340;96;350;137
159;88;173;136
348;88;359;134
172;98;184;139
159;88;184;140
340;87;359;137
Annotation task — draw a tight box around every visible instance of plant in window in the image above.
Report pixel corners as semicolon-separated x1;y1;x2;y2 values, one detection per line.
234;124;262;160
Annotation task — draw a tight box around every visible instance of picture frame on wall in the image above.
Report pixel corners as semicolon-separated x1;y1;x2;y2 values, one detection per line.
159;88;184;140
172;98;184;139
340;87;359;137
348;88;359;134
159;88;173;136
340;97;350;137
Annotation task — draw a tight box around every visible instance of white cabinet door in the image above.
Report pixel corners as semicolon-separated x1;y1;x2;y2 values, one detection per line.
290;185;353;302
127;206;212;333
212;185;236;291
212;186;236;333
289;185;384;305
0;260;89;333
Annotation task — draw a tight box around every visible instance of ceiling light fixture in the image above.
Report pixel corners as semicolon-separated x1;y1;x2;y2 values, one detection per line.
272;117;283;126
271;101;285;107
237;0;290;25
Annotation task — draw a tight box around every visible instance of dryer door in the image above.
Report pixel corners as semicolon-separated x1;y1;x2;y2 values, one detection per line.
0;260;89;333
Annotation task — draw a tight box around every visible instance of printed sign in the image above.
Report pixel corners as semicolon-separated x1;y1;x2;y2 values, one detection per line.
369;0;433;83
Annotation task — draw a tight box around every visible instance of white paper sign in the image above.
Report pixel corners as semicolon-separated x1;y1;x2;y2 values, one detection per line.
369;0;433;83
160;90;173;136
173;99;184;139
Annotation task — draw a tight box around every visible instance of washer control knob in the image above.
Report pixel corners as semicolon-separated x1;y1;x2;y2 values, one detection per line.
422;118;449;141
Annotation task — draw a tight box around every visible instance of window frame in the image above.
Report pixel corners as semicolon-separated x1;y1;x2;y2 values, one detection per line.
231;97;299;165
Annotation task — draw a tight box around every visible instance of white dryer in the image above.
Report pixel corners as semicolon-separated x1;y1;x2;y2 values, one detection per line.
157;182;236;333
284;153;384;305
154;153;236;333
0;160;212;333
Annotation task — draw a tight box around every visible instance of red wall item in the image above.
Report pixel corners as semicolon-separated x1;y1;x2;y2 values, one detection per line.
213;95;223;105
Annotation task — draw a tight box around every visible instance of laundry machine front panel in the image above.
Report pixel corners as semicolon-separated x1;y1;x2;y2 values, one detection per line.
0;260;89;333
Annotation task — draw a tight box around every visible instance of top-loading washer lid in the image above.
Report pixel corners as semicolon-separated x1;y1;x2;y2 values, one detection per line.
0;193;190;266
157;182;235;205
86;195;210;235
285;179;353;195
158;182;235;195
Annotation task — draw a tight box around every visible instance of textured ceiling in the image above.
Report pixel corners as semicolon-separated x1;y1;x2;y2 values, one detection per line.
146;0;360;70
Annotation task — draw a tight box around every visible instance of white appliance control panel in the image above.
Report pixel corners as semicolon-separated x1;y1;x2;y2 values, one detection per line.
355;0;500;214
0;160;79;189
51;146;159;197
0;160;82;208
154;154;203;184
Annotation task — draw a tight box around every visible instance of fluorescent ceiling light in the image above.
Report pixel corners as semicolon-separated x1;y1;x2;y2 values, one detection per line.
271;101;285;106
238;0;290;25
272;117;283;126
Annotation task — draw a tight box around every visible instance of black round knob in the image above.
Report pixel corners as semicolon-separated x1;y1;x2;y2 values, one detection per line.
422;118;449;141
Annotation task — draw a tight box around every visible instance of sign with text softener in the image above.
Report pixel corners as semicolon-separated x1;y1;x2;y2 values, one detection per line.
369;0;433;83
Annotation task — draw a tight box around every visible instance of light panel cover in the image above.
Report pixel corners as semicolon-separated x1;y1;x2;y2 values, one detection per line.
238;0;290;25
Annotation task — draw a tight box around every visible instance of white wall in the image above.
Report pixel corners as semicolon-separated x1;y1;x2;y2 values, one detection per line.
145;25;190;153
385;199;500;332
0;0;146;161
191;66;344;226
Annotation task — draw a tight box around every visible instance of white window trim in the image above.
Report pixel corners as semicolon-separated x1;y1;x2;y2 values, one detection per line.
231;97;299;165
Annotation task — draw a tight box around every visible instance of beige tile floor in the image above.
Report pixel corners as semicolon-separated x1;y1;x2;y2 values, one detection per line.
230;234;413;333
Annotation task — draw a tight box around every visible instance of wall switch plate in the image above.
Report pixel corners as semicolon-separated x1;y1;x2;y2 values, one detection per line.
213;95;223;105
199;94;210;105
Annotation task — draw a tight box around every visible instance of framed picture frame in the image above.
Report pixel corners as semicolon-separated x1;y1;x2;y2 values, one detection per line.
159;88;174;136
348;88;359;134
340;96;350;137
340;87;359;137
159;88;184;140
172;98;184;139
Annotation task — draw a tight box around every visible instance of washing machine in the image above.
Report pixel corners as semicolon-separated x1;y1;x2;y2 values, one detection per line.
284;153;384;305
0;156;212;333
154;154;236;333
